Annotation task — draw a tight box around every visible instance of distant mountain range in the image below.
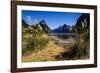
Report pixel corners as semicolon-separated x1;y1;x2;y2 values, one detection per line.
22;13;90;34
51;24;76;33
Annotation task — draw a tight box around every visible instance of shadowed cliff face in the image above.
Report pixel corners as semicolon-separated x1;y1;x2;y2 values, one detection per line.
51;14;90;34
22;19;29;28
55;13;90;60
39;20;51;33
75;13;90;34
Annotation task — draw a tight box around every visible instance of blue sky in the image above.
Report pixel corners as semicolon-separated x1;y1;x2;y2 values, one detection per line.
22;10;81;29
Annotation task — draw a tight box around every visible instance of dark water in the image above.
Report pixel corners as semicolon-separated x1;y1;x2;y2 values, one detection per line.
49;33;76;39
49;33;76;35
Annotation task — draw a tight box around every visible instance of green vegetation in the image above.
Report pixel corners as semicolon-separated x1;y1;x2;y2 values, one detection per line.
22;37;49;55
22;24;50;55
53;14;90;60
22;14;90;62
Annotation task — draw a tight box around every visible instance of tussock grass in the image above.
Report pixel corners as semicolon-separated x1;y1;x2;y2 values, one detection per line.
22;41;65;62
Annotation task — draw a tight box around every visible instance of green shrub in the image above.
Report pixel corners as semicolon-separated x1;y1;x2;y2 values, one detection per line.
22;37;49;55
55;31;90;60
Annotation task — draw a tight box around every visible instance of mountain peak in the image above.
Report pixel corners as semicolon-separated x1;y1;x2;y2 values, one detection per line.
63;24;67;27
39;20;47;25
51;24;76;33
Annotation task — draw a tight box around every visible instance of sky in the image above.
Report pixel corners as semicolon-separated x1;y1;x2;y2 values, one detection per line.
22;10;82;30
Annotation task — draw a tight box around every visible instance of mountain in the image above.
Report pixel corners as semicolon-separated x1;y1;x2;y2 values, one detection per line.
22;19;29;28
30;20;51;33
75;13;90;34
51;13;90;34
51;24;76;33
22;19;51;33
39;20;51;33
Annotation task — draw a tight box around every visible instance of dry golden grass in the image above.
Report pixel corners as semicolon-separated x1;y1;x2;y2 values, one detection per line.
22;41;65;62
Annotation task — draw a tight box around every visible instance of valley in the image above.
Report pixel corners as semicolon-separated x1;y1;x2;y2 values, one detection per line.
22;13;90;62
22;33;76;62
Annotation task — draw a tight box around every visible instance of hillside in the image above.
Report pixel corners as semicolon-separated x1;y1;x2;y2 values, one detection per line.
22;20;52;56
22;13;90;62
